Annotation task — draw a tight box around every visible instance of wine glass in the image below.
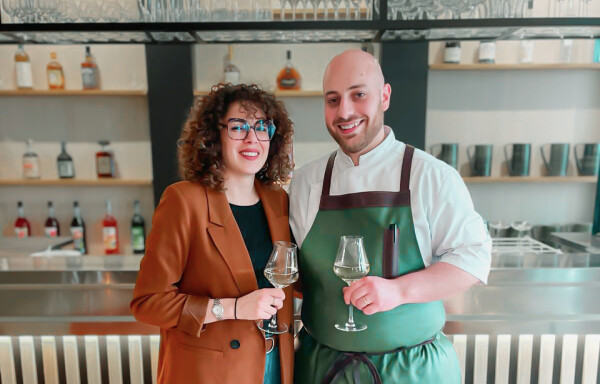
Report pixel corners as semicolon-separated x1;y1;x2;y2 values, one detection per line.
258;241;298;335
333;235;370;332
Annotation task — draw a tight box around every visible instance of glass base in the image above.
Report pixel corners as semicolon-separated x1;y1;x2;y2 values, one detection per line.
335;322;367;332
257;320;288;335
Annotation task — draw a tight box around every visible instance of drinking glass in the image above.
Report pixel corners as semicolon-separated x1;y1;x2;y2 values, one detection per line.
258;241;298;335
333;235;370;332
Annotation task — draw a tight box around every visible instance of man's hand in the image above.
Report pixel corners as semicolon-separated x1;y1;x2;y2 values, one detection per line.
342;263;482;316
342;276;403;316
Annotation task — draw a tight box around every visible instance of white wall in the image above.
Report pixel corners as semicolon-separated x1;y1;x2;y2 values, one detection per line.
0;44;153;255
427;42;600;224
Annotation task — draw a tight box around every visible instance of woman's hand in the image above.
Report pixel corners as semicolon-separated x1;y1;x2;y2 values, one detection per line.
236;288;285;320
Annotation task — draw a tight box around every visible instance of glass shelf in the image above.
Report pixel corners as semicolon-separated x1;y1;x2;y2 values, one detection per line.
1;18;600;44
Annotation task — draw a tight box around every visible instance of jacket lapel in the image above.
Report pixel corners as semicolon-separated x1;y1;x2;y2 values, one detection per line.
256;181;291;245
205;187;258;295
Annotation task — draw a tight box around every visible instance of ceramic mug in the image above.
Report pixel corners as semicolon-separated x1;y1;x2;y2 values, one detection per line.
574;143;600;176
467;144;493;177
504;143;531;176
430;143;458;169
541;143;569;176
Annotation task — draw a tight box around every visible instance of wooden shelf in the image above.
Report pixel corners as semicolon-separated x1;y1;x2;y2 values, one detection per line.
0;179;153;186
0;89;147;97
194;90;322;97
430;63;600;71
462;176;597;184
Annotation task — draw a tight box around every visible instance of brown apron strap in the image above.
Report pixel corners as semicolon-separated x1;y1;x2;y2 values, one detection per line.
319;145;414;210
322;151;337;198
400;145;415;192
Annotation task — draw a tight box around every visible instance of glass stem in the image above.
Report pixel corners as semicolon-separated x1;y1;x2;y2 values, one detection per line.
269;312;278;328
347;305;355;326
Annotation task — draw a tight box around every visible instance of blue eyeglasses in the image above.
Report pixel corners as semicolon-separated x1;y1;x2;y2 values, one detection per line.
218;118;276;141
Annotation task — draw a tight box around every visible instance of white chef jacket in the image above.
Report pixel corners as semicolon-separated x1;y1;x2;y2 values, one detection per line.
289;129;492;284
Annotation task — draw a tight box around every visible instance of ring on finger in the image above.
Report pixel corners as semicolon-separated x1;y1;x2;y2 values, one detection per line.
361;296;369;306
272;297;276;306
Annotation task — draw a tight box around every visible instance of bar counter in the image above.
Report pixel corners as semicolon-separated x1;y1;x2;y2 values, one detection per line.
0;251;598;336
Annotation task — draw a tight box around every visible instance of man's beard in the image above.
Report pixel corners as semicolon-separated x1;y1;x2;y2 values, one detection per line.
329;111;384;155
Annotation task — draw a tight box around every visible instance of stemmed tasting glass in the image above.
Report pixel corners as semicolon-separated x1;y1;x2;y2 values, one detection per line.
333;236;370;332
258;241;299;335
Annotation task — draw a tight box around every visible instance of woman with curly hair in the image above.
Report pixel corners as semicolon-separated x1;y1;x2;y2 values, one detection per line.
131;83;295;384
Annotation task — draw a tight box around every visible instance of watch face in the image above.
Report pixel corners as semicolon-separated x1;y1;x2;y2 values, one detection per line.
213;302;224;317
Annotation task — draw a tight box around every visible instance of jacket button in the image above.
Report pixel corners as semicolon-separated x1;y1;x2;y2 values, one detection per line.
230;340;240;349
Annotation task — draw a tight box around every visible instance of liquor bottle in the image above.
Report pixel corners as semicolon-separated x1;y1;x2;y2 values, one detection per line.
45;201;60;238
14;201;32;239
81;46;99;90
47;52;65;90
223;45;240;84
131;200;146;255
15;45;33;89
103;200;119;255
22;139;40;179
70;201;87;254
277;50;301;90
57;141;75;179
96;141;114;178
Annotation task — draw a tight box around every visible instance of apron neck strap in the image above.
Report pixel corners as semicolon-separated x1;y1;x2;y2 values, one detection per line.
322;151;337;197
400;145;415;192
322;144;415;197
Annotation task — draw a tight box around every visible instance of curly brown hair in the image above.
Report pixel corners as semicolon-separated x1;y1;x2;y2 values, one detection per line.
178;83;294;191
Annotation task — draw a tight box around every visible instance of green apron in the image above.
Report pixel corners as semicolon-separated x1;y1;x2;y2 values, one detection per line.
295;146;461;384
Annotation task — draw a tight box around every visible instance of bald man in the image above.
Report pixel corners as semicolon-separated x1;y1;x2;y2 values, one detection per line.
289;49;491;383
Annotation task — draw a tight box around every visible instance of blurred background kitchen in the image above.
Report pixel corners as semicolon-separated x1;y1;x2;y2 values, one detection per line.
1;0;600;382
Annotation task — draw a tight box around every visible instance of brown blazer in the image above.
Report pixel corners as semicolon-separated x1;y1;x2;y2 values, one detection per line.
131;181;294;384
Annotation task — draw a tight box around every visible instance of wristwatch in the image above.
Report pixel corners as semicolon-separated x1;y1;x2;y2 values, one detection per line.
212;298;224;321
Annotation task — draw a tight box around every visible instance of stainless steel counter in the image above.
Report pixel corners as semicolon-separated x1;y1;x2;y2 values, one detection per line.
0;253;598;336
0;255;153;335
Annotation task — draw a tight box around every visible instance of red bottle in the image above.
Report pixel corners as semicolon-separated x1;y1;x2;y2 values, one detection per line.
103;200;119;255
45;201;60;238
14;201;31;239
96;141;114;178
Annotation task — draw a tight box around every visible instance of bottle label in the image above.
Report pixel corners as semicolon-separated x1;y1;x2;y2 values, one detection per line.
444;47;461;64
58;160;74;178
224;71;240;84
71;226;85;253
279;78;298;88
131;227;145;251
48;69;63;87
479;42;496;63
97;156;113;176
23;157;40;178
15;227;29;239
16;62;33;88
82;68;98;89
103;226;118;251
45;226;58;238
